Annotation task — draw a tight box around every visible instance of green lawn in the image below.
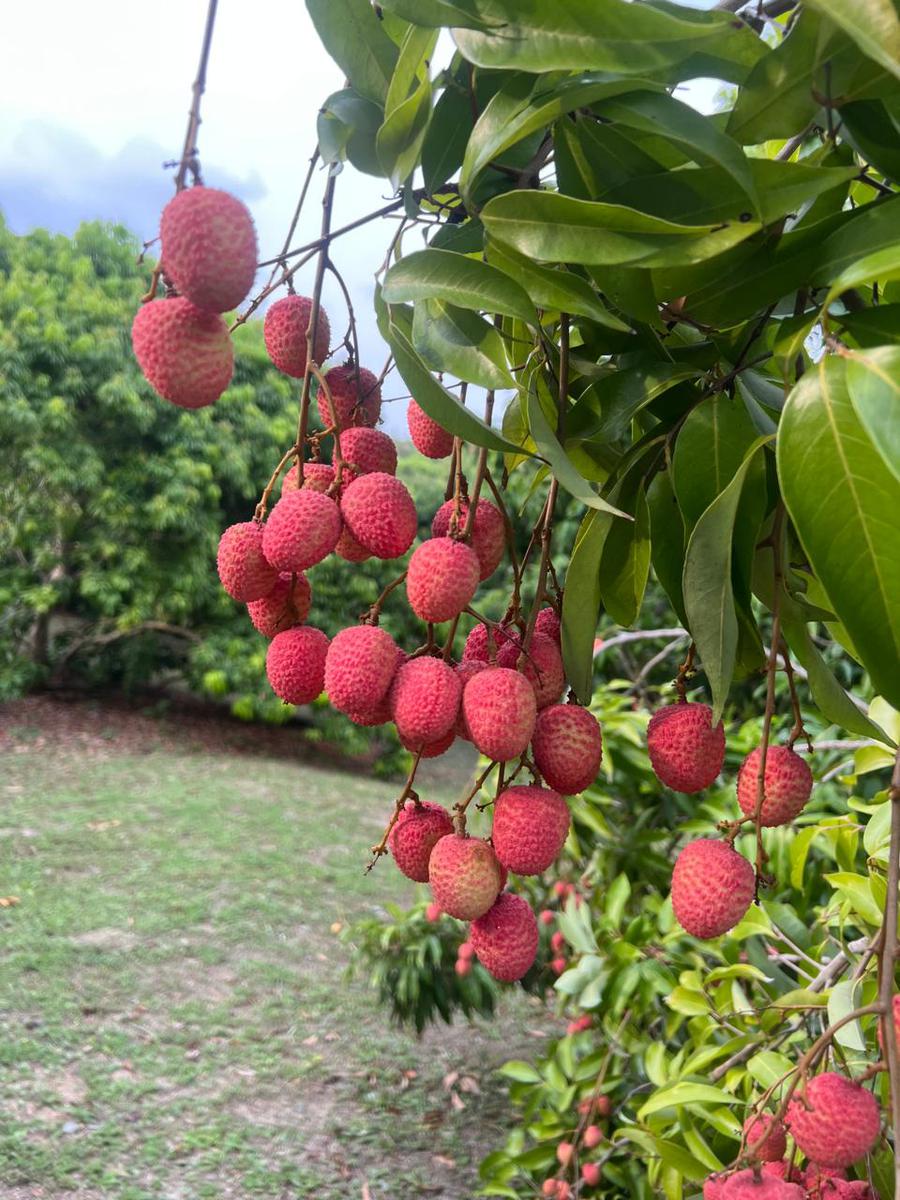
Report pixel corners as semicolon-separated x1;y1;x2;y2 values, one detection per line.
0;703;553;1200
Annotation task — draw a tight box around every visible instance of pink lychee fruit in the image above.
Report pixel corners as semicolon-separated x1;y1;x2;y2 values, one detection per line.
263;294;330;377
736;745;813;826
388;800;454;883
280;461;342;496
455;957;471;976
582;1163;601;1188
265;626;328;705
721;1169;804;1200
670;839;755;939
647;702;726;793
541;1182;558;1198
458;941;474;960
132;297;233;408
428;834;503;920
551;956;567;974
406;538;481;624
338;427;397;476
340;472;417;559
247;572;312;637
347;692;393;727
400;727;457;759
462;667;537;761
408;399;453;458
216;521;279;601
335;525;372;563
539;909;555;926
551;931;565;952
803;1164;847;1198
786;1071;881;1168
159;186;257;313
743;1113;787;1162
320;363;381;428
761;1163;800;1183
498;632;565;708
703;1175;727;1200
425;901;442;922
535;606;561;643
390;656;462;745
531;704;602;795
469;892;538;981
432;498;505;580
556;1142;574;1167
324;625;400;715
462;621;515;662
583;1125;603;1149
491;784;570;875
262;488;342;571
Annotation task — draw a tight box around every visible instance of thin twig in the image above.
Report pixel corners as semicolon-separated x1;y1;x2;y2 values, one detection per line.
174;0;219;191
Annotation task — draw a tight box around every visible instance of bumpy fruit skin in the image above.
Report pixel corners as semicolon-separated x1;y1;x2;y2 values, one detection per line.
498;632;566;709
388;800;453;882
470;891;539;981
390;656;462;745
425;901;442;921
216;521;278;601
347;692;392;727
406;538;481;624
432;498;505;580
743;1113;787;1162
671;839;755;939
262;488;342;571
721;1169;804;1200
761;1164;800;1183
400;727;456;758
647;702;726;793
247;572;311;637
334;525;372;563
320;364;381;428
786;1072;881;1168
324;625;400;714
340;472;417;560
265;626;328;705
408;399;454;458
532;704;602;795
132;297;233;408
428;835;503;920
803;1165;847;1198
535;607;561;643
704;1175;728;1200
736;745;813;827
491;784;570;875
280;461;352;496
339;427;397;476
463;667;537;761
160;186;257;313
263;295;330;377
582;1163;601;1188
463;621;515;662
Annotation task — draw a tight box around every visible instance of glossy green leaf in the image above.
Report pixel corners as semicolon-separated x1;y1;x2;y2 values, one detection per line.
598;483;651;627
376;76;433;187
383;249;536;324
647;467;688;627
562;509;614;703
306;0;398;104
824;871;885;926
579;364;701;444
824;245;900;306
839;304;900;347
316;89;384;176
485;241;630;331
845;346;900;483
673;396;761;531
421;84;472;192
827;979;867;1051
841;98;900;180
638;1081;737;1119
804;0;900;81
498;1060;542;1083
412;299;513;389
746;1050;794;1091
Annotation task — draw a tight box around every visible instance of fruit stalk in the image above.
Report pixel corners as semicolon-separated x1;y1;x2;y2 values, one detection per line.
174;0;219;192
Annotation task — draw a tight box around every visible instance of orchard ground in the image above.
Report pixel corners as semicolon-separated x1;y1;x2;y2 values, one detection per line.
0;696;557;1200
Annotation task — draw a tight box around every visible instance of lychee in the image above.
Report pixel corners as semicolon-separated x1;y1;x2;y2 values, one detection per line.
132;297;233;408
247;572;312;637
539;909;554;926
491;784;570;875
428;834;503;920
432;498;505;580
463;621;515;662
647;702;726;793
470;892;539;981
721;1169;804;1200
390;656;462;745
388;800;454;882
462;667;537;761
406;538;481;624
535;606;561;643
280;461;343;496
582;1163;601;1188
556;1142;574;1167
265;626;328;705
736;745;813;826
159;186;257;312
531;704;602;795
340;472;417;559
320;363;381;428
786;1071;880;1168
335;525;372;563
216;521;279;601
339;427;397;476
454;957;471;976
803;1164;847;1198
703;1175;727;1200
743;1113;786;1162
263;294;330;377
324;625;400;714
454;660;488;740
670;839;755;939
262;488;342;571
551;956;567;974
762;1164;800;1183
551;931;566;952
408;398;454;458
400;727;456;759
583;1125;603;1149
497;632;565;708
877;992;900;1054
347;693;393;727
458;941;474;960
425;901;442;921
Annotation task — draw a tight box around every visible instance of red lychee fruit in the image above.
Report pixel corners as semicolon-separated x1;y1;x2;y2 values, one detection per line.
320;363;381;428
786;1071;881;1168
262;488;342;571
324;625;400;715
670;839;755;939
390;656;462;745
347;692;393;727
762;1164;801;1183
803;1164;847;1198
388;800;453;883
542;1181;558;1198
263;294;330;377
334;524;372;563
455;957;471;976
498;632;565;708
400;727;457;759
265;626;328;705
582;1163;601;1188
462;667;537;761
647;702;726;793
551;931;565;952
280;461;338;496
491;784;570;875
551;956;567;974
531;704;602;795
425;901;442;921
736;745;813;827
159;186;257;313
338;427;397;476
431;498;505;580
458;940;474;960
406;538;481;624
408;398;453;458
247;572;311;637
462;621;515;662
877;992;900;1054
743;1113;787;1162
535;606;561;643
132;297;233;408
721;1169;804;1200
553;881;568;899
216;521;279;602
556;1184;572;1200
583;1125;603;1149
340;472;417;559
539;909;555;926
454;660;488;740
836;1184;875;1200
469;892;538;981
428;834;503;920
556;1142;574;1167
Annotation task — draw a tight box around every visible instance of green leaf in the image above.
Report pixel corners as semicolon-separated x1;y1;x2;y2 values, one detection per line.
647;467;688;626
673;396;761;531
412;299;513;389
421;85;472;192
839;304;900;347
498;1060;543;1083
383;249;536;324
804;0;900;81
777;357;900;709
824;245;900;306
376;76;433;188
827;979;867;1051
580;364;701;443
746;1050;794;1091
485;240;630;330
845;346;900;484
638;1082;737;1119
824;871;885;926
306;0;398;104
562;510;613;703
841;98;900;180
316;89;384;176
598;483;651;627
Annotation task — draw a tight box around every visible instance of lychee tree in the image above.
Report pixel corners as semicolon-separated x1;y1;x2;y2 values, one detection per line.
129;0;900;1196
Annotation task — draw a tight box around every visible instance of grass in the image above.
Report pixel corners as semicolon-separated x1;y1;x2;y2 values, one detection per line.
0;711;553;1200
